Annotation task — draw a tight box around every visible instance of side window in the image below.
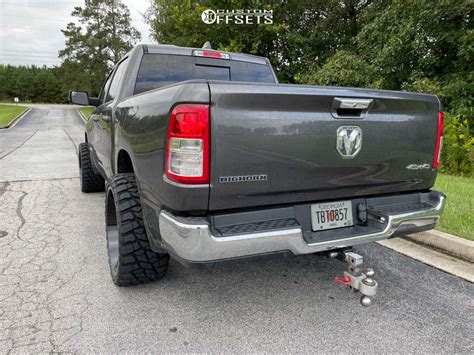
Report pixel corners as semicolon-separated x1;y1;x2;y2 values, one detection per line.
99;72;113;103
106;57;129;102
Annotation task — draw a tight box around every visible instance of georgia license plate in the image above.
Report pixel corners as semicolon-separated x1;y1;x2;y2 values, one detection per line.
311;200;353;231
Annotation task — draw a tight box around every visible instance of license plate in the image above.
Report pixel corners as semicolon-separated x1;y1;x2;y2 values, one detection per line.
311;200;353;231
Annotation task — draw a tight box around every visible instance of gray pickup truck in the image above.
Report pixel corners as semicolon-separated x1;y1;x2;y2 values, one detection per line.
70;44;445;287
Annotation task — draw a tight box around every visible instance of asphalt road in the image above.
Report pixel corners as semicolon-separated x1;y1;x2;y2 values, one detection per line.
0;104;473;353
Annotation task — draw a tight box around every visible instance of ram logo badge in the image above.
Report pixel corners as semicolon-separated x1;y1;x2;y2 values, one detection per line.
219;175;267;183
336;126;363;158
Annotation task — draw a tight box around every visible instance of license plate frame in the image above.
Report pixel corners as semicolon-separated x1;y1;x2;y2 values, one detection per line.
311;200;354;231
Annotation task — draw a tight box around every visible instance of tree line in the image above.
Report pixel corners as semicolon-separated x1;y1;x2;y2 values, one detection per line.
0;0;472;174
0;65;64;103
0;0;140;103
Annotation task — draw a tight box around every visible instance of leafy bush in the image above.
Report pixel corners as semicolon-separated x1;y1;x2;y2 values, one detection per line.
295;50;380;88
440;113;474;176
441;72;474;129
401;77;443;99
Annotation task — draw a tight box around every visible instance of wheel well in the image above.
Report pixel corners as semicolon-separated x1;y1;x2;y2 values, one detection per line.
117;150;134;173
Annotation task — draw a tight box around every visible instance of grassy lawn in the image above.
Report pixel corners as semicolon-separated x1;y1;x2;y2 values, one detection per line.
434;173;474;240
79;106;95;118
0;104;28;127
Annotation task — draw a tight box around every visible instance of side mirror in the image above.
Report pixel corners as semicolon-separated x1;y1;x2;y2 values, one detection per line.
69;90;90;106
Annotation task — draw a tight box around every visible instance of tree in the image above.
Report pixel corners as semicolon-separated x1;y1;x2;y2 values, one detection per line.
356;0;473;92
59;0;141;96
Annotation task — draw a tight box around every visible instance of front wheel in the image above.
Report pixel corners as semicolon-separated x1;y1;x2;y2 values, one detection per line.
105;173;169;286
78;142;104;192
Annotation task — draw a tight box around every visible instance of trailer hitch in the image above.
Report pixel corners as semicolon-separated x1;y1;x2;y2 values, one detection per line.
332;250;378;307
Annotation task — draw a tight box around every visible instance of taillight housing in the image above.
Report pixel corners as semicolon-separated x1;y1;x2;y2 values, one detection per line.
165;104;210;184
433;111;444;169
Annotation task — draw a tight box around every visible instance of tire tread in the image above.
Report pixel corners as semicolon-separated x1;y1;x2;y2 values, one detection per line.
106;173;169;286
79;142;105;192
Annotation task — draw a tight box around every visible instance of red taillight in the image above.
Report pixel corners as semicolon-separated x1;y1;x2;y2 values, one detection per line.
433;111;444;169
193;50;230;59
165;104;210;184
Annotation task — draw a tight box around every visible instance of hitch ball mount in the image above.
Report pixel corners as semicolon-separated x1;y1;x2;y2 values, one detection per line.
333;251;378;307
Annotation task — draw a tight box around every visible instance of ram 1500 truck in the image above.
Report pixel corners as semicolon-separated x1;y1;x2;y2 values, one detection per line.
70;44;445;286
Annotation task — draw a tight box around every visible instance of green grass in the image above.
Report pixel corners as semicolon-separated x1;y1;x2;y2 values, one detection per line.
434;173;474;240
0;104;28;127
79;106;95;118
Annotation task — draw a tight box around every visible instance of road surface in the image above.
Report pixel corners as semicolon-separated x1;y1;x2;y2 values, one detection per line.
0;104;472;353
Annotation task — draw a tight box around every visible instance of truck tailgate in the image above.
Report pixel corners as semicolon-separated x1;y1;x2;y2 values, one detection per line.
208;82;440;211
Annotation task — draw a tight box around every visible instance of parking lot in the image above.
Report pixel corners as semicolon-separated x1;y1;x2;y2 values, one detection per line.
0;105;472;353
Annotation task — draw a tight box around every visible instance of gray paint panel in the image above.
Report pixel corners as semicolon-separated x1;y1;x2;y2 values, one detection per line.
116;81;211;212
208;82;439;211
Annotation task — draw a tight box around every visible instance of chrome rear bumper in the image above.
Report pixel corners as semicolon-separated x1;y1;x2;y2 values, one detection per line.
158;193;445;263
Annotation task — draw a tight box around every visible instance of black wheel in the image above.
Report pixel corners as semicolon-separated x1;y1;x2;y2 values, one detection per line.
105;173;169;286
78;142;105;192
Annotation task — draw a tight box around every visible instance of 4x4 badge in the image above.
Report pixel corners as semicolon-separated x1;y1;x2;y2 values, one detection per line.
336;126;362;158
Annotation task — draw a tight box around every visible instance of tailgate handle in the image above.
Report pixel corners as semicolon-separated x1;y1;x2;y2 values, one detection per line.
336;98;373;109
332;97;373;118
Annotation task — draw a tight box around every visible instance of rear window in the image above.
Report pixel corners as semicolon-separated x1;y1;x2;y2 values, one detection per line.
230;60;275;83
134;53;275;95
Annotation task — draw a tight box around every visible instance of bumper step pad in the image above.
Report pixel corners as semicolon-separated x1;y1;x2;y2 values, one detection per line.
214;217;300;237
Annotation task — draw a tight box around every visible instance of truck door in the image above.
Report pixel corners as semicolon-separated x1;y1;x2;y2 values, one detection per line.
88;73;112;173
94;57;129;177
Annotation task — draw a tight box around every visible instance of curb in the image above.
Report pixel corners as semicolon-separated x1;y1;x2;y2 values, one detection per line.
76;109;87;123
377;238;473;283
404;230;474;263
0;107;32;129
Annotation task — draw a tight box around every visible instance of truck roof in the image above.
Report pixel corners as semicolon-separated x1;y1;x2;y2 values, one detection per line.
140;43;269;66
